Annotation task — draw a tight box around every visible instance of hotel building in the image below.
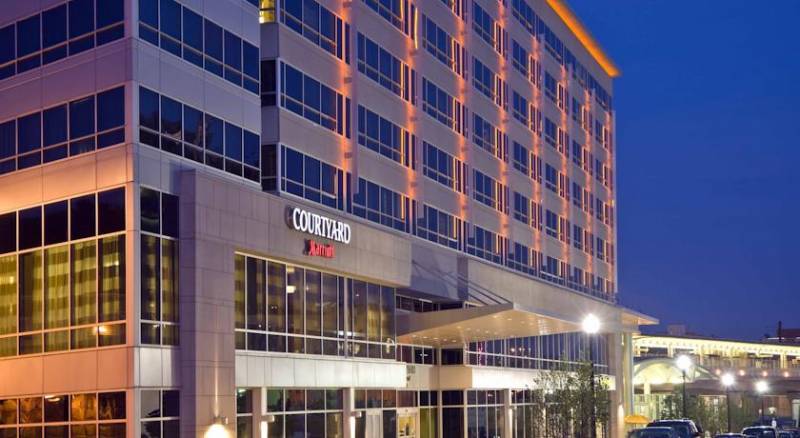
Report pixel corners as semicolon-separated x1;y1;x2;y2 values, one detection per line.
0;0;652;436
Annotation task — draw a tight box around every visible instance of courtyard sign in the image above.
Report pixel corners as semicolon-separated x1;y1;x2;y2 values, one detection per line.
287;206;352;244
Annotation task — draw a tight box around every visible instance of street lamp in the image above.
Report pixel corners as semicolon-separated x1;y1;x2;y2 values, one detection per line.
755;380;769;421
582;314;601;438
721;373;735;432
676;355;693;418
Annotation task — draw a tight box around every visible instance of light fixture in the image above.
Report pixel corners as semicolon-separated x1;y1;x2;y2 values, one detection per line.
755;380;769;394
581;314;600;335
675;354;692;372
721;373;735;388
351;411;363;419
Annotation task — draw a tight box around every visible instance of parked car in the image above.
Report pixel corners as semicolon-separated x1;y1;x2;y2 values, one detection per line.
741;426;779;438
629;427;680;438
714;434;753;438
647;420;703;438
778;431;794;438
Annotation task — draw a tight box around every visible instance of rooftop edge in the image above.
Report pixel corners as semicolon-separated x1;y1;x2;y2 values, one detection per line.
546;0;621;78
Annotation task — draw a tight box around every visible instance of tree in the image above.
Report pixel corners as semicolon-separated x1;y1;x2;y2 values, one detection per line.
530;361;611;438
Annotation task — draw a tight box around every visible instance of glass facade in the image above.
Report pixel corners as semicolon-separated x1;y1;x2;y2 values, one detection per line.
0;391;126;437
0;0;124;81
0;86;125;176
234;254;396;359
138;87;261;183
138;0;259;93
139;188;179;346
0;188;126;357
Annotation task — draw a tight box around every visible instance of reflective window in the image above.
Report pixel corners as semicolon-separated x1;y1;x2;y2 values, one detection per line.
44;201;68;245
137;0;258;94
138;87;260;182
70;194;96;240
140;188;179;346
18;207;42;251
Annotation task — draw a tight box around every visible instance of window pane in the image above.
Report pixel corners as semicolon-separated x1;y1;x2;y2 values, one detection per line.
161;193;178;238
70;393;97;421
98;87;125;131
161;239;178;323
242;41;258;78
98;392;125;420
0;25;14;65
205;115;223;154
19;251;43;332
98;188;126;234
44;201;68;245
267;262;285;332
0;255;18;335
162;390;179;417
68;0;95;38
141;390;160;418
140;187;160;234
183;106;203;147
139;0;158;28
224;31;242;69
160;0;182;39
69;95;95;140
19;207;42;250
140;235;160;321
42;5;68;48
44;245;69;329
246;258;265;330
70;194;96;239
160;96;182;139
224;123;242;160
97;0;124;28
183;9;202;51
204;20;223;61
99;235;125;322
44;395;68;422
71;241;97;325
139;88;160;131
20;397;43;424
0;121;15;160
43;105;68;147
17;15;41;57
17;112;41;154
243;130;259;167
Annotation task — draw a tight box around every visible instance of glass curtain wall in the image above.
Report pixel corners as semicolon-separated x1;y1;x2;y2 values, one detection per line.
234;253;396;359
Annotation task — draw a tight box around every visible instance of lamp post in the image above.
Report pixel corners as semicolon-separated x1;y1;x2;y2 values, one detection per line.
676;355;693;418
582;314;601;438
721;373;735;432
755;380;769;422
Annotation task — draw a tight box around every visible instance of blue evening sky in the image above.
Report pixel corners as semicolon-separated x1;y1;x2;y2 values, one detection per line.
567;1;800;340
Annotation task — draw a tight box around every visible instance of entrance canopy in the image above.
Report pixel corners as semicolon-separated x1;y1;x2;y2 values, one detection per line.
396;302;581;347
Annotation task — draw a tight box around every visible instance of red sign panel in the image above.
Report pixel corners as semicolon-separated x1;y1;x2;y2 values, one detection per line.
305;239;335;258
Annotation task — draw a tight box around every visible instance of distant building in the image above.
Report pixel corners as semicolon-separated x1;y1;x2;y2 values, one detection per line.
632;335;800;430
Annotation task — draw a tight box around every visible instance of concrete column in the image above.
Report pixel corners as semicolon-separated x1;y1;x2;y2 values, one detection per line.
253;387;265;438
344;387;355;438
609;332;626;438
179;173;237;437
503;389;513;438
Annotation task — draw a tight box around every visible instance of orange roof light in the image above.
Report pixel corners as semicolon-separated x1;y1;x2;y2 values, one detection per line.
546;0;621;78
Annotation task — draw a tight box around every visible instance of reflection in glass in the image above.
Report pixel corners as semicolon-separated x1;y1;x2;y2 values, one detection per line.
0;255;17;335
19;251;42;332
161;239;178;324
99;236;125;322
44;246;69;329
71;241;97;325
70;393;97;421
